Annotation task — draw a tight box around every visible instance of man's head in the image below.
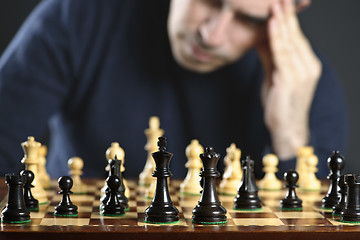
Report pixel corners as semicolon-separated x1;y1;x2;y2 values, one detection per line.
167;0;309;73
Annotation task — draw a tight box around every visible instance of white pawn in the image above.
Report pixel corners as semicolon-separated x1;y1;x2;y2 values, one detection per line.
296;146;314;187
180;139;204;195
21;136;48;204
105;142;129;198
301;154;321;191
38;145;50;189
139;116;164;187
219;143;242;195
258;154;282;190
68;157;87;194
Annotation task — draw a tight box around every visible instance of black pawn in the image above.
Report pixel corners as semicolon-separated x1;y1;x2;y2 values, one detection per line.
333;175;347;216
144;137;179;224
100;158;120;209
100;157;129;210
1;173;31;224
340;174;360;223
233;156;262;210
20;170;39;212
322;151;345;209
192;147;227;224
54;176;78;217
101;175;126;216
280;170;302;210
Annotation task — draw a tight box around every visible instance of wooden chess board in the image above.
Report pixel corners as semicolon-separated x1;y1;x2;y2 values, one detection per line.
1;178;360;240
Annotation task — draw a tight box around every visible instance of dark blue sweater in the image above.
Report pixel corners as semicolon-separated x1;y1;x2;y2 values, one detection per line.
0;0;348;179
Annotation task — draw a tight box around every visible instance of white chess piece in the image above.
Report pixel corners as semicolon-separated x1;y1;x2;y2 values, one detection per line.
258;154;282;190
219;143;242;195
38;145;50;189
139;116;164;186
68;157;87;194
296;146;314;187
301;154;321;191
21;136;48;204
180;139;204;195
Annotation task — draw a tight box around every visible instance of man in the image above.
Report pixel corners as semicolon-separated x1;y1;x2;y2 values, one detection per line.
0;0;347;178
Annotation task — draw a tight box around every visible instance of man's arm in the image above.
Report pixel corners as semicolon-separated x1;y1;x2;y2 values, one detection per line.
256;0;347;176
0;0;72;173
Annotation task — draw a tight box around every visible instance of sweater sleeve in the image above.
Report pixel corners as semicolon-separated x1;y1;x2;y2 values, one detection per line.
277;54;348;178
0;0;72;173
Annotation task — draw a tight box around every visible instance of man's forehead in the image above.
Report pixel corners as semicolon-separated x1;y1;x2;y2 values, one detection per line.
227;0;279;17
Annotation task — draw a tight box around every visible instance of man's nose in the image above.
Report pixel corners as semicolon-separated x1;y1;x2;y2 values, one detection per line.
199;10;232;48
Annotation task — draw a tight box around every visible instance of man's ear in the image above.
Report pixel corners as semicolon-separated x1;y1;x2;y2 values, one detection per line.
296;0;311;12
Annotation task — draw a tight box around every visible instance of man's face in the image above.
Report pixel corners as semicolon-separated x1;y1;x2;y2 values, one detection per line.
168;0;278;73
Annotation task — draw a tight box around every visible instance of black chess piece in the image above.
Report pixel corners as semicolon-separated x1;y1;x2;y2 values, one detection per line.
333;175;347;217
340;174;360;223
101;175;126;216
280;170;302;210
1;173;31;223
54;176;78;217
144;137;179;224
20;170;39;212
233;156;262;210
322;151;345;209
100;157;129;210
192;147;227;224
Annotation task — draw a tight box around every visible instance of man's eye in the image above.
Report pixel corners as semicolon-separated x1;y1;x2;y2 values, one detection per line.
203;0;223;8
235;14;266;29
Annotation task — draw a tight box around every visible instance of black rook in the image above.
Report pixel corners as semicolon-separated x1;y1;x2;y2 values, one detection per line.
340;174;360;223
1;173;31;224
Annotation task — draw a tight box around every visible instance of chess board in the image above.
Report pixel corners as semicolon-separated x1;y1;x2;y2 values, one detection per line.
1;179;360;240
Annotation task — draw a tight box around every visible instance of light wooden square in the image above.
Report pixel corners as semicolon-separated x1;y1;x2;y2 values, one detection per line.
274;211;324;218
40;218;89;226
233;218;284;226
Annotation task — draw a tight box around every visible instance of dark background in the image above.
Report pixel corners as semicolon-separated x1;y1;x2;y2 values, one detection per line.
0;0;359;176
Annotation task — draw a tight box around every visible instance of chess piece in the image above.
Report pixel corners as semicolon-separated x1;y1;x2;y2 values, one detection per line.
68;157;87;194
144;178;156;199
101;143;124;194
1;173;31;224
38;145;50;189
280;170;302;210
101;175;126;216
105;142;129;198
257;154;282;191
321;151;345;209
100;158;121;209
340;174;360;223
20;170;39;212
100;157;129;211
333;175;346;217
144;137;179;224
21;136;48;204
139;116;164;186
301;154;321;191
180;139;204;195
54;176;78;217
233;156;262;210
296;146;314;187
219;143;242;195
192;147;227;225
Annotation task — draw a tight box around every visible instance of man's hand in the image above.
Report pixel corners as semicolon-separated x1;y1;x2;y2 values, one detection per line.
256;0;322;160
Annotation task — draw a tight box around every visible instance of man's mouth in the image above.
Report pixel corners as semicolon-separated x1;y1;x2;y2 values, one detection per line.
191;44;215;63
